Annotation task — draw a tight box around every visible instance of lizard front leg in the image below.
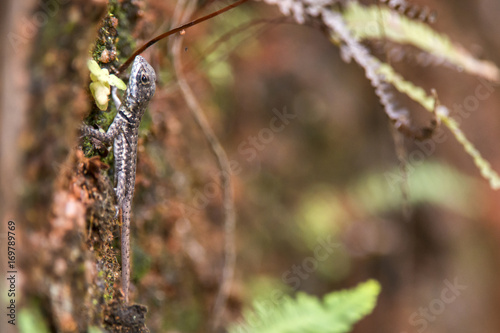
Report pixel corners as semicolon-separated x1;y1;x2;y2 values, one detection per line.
81;119;121;145
82;120;125;218
111;86;122;110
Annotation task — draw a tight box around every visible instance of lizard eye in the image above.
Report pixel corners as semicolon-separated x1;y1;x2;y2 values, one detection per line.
140;73;149;84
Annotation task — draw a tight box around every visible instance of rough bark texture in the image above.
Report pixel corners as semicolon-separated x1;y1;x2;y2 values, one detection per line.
2;0;153;331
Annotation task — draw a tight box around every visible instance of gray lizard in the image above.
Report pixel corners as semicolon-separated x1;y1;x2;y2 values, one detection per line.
82;55;156;302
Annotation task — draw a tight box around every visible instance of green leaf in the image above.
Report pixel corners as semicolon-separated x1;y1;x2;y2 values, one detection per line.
87;59;127;110
229;280;381;333
90;81;110;111
109;74;127;90
88;59;103;76
19;307;50;333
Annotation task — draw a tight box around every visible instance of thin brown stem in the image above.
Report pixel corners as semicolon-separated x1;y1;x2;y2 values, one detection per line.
184;17;290;74
117;0;249;74
171;2;236;331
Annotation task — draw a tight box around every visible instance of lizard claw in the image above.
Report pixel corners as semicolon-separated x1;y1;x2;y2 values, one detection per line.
114;205;120;219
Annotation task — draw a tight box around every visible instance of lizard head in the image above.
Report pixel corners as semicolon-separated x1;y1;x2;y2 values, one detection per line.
126;55;156;108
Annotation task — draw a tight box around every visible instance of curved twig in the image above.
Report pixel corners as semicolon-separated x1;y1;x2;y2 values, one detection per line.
117;0;249;74
171;2;237;331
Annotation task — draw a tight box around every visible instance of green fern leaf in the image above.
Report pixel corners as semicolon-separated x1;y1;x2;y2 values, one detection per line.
229;280;381;333
375;59;500;189
343;2;500;81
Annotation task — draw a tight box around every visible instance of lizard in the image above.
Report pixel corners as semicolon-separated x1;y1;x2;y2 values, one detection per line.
82;55;156;303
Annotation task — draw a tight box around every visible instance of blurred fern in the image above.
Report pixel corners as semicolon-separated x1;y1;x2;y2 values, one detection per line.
375;60;500;189
19;307;50;333
343;3;500;189
229;280;380;333
344;2;499;80
263;0;500;190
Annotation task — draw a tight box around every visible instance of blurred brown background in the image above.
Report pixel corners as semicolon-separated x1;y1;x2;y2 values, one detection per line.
2;0;500;332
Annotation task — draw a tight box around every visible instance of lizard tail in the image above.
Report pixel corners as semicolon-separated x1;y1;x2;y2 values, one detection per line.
121;201;132;303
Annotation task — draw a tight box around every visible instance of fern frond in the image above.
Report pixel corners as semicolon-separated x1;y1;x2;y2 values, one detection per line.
262;1;500;189
343;2;500;81
229;280;381;333
376;62;434;110
379;0;437;24
324;9;500;190
440;116;500;189
374;60;500;189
